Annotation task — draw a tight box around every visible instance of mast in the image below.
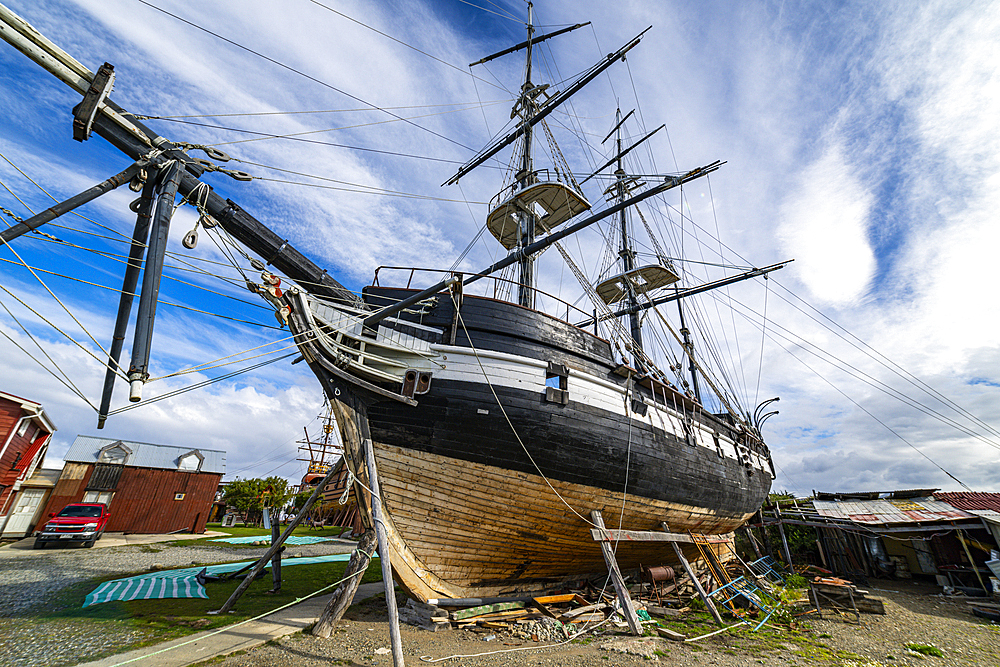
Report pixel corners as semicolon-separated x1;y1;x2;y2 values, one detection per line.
611;108;644;365
516;3;536;308
676;297;702;403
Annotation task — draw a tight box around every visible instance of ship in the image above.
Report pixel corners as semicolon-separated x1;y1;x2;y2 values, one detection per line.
0;3;783;602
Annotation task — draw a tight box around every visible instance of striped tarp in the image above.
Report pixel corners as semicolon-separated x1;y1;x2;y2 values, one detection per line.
210;535;335;545
84;575;209;606
84;552;355;607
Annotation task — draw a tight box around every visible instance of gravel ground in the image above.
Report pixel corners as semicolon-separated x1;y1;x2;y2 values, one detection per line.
209;580;1000;667
0;538;353;667
2;540;998;667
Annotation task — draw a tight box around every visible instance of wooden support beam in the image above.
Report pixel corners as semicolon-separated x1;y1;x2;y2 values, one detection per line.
365;437;405;666
590;510;643;635
662;522;723;626
313;529;376;637
591;528;693;543
774;506;794;568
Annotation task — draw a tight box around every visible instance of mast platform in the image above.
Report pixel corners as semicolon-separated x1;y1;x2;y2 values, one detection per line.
486;173;590;249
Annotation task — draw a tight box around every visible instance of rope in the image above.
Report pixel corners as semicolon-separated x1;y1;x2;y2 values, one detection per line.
0;300;95;407
0;282;126;381
452;296;599;529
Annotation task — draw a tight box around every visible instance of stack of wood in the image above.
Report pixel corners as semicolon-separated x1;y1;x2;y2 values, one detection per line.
811;576;885;614
399;592;694;633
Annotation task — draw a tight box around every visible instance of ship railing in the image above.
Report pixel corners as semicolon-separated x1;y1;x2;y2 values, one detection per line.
371;265;597;328
487;168;575;211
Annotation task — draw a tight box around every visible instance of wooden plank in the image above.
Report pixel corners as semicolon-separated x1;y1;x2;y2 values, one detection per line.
559;603;608;620
591;528;693;543
592;510;643;635
656;627;686;641
451;601;526;621
532;594;577;604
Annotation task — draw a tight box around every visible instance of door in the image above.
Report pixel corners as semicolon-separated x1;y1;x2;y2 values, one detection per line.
2;488;47;537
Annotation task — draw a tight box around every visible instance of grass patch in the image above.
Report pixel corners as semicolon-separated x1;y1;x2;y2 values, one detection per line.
37;558;382;646
169;522;356;548
906;643;943;657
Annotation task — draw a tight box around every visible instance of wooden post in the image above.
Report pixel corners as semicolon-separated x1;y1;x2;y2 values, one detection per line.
313;529;377;638
662;523;723;626
365;438;405;666
269;508;282;593
590;510;643;635
742;526;762;559
774;505;794;569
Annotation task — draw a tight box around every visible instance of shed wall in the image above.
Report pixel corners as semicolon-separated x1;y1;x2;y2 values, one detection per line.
37;463;220;534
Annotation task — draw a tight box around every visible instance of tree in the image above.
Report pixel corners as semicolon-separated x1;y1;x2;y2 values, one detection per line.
223;476;298;527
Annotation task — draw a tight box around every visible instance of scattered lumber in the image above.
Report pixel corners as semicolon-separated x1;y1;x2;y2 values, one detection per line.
397;599;450;632
810;577;885;615
450;601;525;621
656;627;686;641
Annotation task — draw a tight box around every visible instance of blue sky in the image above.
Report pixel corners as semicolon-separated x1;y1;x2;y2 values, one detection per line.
1;0;999;495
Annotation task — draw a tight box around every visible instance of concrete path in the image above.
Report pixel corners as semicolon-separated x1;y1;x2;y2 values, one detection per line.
75;581;385;667
0;530;230;553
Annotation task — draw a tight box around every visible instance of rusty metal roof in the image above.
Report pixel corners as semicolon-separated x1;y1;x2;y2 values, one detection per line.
934;491;1000;512
813;496;975;525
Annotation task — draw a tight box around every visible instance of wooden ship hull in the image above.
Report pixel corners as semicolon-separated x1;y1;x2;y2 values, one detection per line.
288;285;773;601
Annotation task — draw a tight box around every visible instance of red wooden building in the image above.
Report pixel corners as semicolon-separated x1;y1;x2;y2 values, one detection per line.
0;391;56;536
38;435;226;534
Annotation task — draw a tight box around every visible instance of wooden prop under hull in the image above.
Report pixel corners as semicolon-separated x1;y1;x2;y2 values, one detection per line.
332;391;748;602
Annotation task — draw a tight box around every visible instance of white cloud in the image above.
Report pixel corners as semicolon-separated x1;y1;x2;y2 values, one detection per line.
777;142;876;307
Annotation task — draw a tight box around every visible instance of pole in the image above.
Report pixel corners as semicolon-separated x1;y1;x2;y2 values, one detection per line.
0;162;139;243
591;510;643;634
313;529;377;637
269;508;282;593
365;438;405;666
97;174;155;428
668;538;723;625
774;505;794;569
127;161;182;402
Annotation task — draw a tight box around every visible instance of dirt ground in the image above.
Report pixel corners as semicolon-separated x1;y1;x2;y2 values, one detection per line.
205;580;1000;667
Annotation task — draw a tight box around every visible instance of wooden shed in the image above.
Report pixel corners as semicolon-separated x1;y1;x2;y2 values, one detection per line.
38;435;226;535
0;391;56;535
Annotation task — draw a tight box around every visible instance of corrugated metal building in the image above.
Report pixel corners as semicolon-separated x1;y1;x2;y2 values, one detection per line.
0;391;56;537
38;436;226;535
810;489;996;589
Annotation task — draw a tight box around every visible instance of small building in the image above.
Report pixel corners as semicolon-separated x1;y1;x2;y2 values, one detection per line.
0;391;56;536
38;435;226;535
808;489;997;591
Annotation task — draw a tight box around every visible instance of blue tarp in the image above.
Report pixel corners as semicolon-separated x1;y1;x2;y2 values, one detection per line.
210;535;335;545
83;553;353;607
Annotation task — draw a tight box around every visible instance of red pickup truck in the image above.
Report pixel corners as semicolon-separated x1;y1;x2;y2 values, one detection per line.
34;502;110;548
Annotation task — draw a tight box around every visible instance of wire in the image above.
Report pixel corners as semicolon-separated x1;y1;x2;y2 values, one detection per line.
138;100;508;120
144;116;470;164
107;353;296;416
307;1;506;90
134;0;474;153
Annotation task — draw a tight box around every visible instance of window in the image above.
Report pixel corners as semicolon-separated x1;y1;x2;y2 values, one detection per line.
99;443;131;465
16;420;29;437
174;493;186;501
177;450;204;472
82;490;114;506
544;361;569;405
